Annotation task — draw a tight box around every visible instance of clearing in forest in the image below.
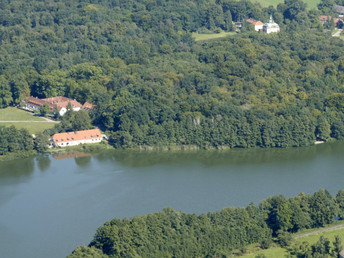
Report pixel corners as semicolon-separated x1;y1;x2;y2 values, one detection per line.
0;107;57;134
192;31;236;41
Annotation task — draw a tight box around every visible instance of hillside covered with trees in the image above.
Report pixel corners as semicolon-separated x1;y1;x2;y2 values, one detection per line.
1;0;344;150
69;189;344;257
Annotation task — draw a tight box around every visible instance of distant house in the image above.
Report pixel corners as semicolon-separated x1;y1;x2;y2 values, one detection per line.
320;16;344;28
246;18;264;31
24;96;94;116
82;101;96;111
51;128;102;147
263;16;280;34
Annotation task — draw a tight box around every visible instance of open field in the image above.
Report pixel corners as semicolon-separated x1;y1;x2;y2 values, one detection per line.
242;222;344;257
0;107;44;121
0;122;56;134
192;31;236;41
256;0;319;8
0;107;57;134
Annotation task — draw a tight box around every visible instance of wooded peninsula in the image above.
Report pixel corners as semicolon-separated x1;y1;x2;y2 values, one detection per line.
69;189;344;257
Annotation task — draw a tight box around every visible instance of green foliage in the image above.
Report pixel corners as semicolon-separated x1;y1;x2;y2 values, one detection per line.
39;104;50;117
34;132;50;153
71;189;344;257
0;126;34;155
68;246;108;258
0;0;344;151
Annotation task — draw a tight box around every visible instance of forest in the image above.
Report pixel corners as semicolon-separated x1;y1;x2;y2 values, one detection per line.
0;0;344;151
68;189;344;257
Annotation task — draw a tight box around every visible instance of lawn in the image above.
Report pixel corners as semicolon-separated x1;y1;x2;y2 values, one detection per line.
0;107;57;134
256;0;319;8
242;223;344;258
0;122;56;134
192;31;236;41
0;107;44;121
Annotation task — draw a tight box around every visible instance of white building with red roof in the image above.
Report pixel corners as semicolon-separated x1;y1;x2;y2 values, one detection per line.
24;96;94;116
51;128;102;147
246;18;264;31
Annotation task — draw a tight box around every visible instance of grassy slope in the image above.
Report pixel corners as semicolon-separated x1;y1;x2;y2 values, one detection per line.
0;122;56;134
192;32;236;41
0;107;56;134
256;0;319;8
243;222;344;257
0;107;44;121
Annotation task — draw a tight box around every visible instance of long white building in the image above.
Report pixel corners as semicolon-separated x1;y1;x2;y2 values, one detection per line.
51;129;102;147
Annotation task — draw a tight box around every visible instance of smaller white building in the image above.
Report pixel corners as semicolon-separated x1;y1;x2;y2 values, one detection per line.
246;18;264;31
51;129;102;147
263;16;280;34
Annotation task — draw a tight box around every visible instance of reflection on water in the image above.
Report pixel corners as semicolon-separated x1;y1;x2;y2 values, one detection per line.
74;156;91;167
105;141;344;168
1;141;344;258
0;157;35;181
52;151;92;160
36;154;51;172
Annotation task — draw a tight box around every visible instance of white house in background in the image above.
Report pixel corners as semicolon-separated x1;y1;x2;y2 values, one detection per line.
263;16;280;34
24;96;94;116
51;128;102;147
246;18;264;31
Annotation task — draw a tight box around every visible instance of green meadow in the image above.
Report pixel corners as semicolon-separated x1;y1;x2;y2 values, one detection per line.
243;223;344;258
0;107;43;121
256;0;319;8
192;31;236;41
0;107;57;134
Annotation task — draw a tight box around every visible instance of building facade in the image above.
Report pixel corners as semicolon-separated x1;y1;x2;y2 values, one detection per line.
246;18;264;31
51;129;102;147
263;16;280;34
24;96;91;116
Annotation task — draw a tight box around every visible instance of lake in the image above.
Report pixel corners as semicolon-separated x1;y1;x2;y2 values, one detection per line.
1;142;344;258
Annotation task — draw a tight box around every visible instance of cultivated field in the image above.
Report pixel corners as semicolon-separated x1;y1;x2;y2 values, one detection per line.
0;107;57;134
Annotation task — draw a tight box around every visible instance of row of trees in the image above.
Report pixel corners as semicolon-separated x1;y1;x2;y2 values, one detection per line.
68;189;344;257
0;126;50;155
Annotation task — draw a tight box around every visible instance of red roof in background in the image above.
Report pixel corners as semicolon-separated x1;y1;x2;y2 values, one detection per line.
82;101;96;110
24;96;95;112
246;18;264;26
52;129;102;143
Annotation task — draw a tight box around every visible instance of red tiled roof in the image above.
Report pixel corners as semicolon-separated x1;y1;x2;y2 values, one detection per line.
246;18;263;26
25;96;46;107
25;96;83;112
82;101;96;110
320;16;332;21
52;129;102;143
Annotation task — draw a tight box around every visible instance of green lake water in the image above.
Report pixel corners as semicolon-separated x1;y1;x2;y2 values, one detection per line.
1;142;344;258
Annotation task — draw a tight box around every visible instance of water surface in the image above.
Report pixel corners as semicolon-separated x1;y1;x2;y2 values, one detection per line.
0;143;344;258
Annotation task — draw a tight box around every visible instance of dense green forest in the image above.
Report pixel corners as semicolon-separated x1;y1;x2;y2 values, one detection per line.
0;0;344;150
68;189;344;257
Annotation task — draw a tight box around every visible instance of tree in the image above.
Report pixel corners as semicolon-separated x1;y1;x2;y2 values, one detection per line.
34;133;50;152
71;111;93;131
310;189;337;227
0;76;13;108
333;235;343;258
316;117;331;141
312;236;331;256
40;104;51;117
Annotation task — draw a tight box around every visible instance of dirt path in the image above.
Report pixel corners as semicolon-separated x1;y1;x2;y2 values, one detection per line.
294;223;344;239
